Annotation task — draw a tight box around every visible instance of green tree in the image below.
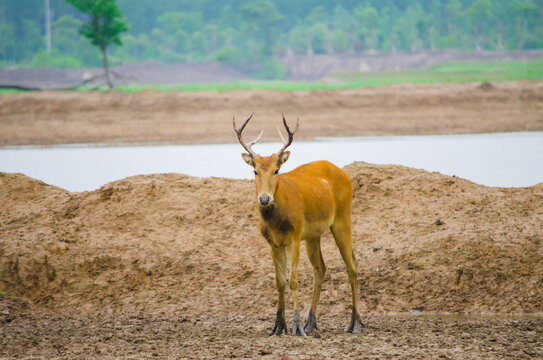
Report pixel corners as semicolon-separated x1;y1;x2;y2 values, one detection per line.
306;6;327;24
240;0;282;57
288;25;310;55
310;23;329;54
465;0;492;51
396;5;425;52
332;29;351;53
379;5;401;52
416;15;437;50
239;0;282;75
508;0;539;49
190;31;208;61
157;12;203;35
67;0;129;88
51;15;82;54
354;5;380;50
0;22;16;63
438;0;464;49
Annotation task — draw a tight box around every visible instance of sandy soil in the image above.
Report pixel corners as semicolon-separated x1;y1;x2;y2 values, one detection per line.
1;80;543;146
1;161;542;358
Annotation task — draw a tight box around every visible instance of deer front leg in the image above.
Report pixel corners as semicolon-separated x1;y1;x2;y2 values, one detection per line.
304;237;325;334
269;246;288;336
288;239;306;337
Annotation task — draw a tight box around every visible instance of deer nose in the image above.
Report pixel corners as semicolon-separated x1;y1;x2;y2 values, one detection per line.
258;194;271;206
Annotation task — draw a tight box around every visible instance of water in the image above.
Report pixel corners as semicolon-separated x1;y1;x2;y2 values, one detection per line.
0;132;542;192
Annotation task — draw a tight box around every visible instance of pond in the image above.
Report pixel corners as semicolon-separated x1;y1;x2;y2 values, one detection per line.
1;132;542;192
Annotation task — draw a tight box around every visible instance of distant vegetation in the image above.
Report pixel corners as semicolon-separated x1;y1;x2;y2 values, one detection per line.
0;59;541;93
1;0;543;79
0;59;532;93
65;0;128;89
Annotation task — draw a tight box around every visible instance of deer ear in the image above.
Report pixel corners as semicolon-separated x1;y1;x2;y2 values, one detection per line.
241;153;254;167
278;151;290;165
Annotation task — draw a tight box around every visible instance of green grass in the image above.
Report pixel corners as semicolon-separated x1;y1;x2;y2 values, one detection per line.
0;88;25;93
331;59;543;85
1;59;542;93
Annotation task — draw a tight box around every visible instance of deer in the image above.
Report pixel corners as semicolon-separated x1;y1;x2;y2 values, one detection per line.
233;114;364;337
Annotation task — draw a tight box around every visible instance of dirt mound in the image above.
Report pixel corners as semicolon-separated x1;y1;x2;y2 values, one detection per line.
1;163;542;318
1;80;543;146
478;81;495;91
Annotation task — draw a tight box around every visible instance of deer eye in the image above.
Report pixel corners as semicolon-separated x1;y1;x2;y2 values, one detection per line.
274;169;279;175
254;170;258;176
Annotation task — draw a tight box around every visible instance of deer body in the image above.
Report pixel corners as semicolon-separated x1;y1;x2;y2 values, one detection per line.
259;160;349;246
234;115;364;336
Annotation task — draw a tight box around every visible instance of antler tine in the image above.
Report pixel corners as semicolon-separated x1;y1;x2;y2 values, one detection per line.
248;129;264;147
276;126;287;145
277;114;299;155
233;113;262;157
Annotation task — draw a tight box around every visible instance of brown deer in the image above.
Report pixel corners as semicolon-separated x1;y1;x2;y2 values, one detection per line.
233;114;364;336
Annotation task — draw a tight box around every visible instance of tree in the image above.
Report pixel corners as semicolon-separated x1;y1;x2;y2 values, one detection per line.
310;22;329;54
354;5;380;50
508;0;539;49
332;29;351;53
0;22;16;63
239;0;282;75
66;0;128;88
288;25;310;55
240;0;282;57
465;0;492;51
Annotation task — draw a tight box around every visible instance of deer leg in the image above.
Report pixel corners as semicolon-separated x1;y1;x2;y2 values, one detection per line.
330;221;365;333
288;239;306;337
269;246;288;336
304;237;325;334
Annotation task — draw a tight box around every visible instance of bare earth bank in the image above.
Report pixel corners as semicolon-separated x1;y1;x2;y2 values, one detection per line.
1;80;542;146
1;162;542;359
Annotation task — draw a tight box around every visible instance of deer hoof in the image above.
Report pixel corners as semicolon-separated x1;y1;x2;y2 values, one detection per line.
292;310;307;337
268;310;288;336
304;309;319;334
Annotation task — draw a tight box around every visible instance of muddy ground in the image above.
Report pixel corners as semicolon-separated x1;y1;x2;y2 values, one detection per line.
2;306;541;359
1;80;543;146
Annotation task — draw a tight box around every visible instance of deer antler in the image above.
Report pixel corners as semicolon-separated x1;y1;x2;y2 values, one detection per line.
277;114;299;155
233;113;263;157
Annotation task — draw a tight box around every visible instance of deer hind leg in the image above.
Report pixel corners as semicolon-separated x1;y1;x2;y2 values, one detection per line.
288;238;306;337
330;219;365;333
304;236;326;334
269;246;288;336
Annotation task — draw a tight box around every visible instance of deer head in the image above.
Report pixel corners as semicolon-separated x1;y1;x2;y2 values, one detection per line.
233;114;299;206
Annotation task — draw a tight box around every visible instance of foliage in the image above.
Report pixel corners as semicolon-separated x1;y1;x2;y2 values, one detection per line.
67;0;128;48
252;58;286;80
66;0;128;87
1;0;542;80
29;50;83;68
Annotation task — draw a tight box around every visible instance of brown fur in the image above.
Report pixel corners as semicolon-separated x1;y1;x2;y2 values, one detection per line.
234;115;363;335
245;154;364;334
